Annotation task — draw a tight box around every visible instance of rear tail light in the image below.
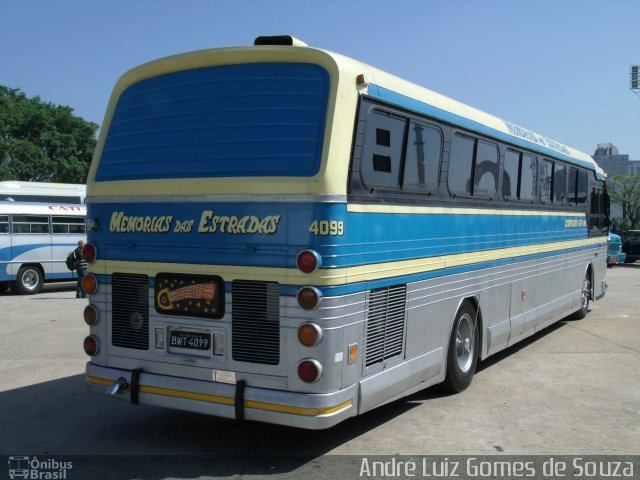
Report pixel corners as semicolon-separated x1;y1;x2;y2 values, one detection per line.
297;286;322;310
83;304;99;325
298;359;323;383
296;250;321;274
82;274;98;295
83;335;99;356
82;243;97;263
297;323;323;347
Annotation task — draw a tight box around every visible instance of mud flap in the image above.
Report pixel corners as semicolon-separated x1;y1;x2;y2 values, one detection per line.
235;379;246;421
130;368;143;405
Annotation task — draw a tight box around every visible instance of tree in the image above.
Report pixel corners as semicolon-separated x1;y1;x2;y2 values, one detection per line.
0;85;98;183
608;174;640;229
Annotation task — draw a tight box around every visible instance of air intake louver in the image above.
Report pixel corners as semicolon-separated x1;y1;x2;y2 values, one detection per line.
365;285;407;367
111;273;149;350
232;280;280;365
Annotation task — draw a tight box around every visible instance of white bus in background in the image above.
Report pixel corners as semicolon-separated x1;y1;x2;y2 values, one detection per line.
0;182;86;294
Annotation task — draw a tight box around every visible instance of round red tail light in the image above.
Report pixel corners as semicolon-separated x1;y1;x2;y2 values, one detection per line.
82;274;98;295
298;359;323;383
296;250;321;274
82;243;97;263
83;335;99;356
84;304;99;325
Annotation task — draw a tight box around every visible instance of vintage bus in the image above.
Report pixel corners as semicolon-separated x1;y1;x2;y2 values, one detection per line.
83;36;609;429
1;182;86;294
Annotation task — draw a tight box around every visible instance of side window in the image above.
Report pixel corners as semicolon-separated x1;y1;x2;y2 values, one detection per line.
403;121;442;192
0;215;8;234
448;135;498;197
521;154;537;201
473;141;498;197
568;167;578;204
540;160;553;202
361;111;407;189
12;215;50;234
52;216;86;234
503;150;520;199
577;170;588;204
553;163;566;203
448;135;475;196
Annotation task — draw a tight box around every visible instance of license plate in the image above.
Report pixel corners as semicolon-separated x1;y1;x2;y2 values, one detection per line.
169;330;211;352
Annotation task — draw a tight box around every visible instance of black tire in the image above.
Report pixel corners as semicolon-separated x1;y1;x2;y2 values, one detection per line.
442;300;479;393
570;273;590;320
14;265;44;295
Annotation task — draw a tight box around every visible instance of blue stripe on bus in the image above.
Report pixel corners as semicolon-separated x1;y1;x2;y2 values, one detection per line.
87;202;589;270
90;241;602;297
367;84;602;178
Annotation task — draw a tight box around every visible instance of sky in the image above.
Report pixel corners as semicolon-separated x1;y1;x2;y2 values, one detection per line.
2;0;639;159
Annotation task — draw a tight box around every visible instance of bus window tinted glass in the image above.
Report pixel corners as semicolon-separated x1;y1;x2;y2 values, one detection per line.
568;167;578;203
521;154;537;201
473;141;498;197
361;111;406;189
553;163;566;203
449;135;474;195
12;215;49;234
503;150;520;199
577;170;588;204
541;160;553;202
403;121;442;192
0;215;8;234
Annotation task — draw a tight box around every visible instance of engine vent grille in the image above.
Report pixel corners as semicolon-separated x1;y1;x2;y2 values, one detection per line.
111;273;149;350
232;280;280;365
365;285;407;368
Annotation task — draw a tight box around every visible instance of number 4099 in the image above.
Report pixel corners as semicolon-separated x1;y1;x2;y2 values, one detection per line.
308;220;344;236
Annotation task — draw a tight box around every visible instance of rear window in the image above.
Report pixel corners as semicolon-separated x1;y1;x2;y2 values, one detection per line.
95;63;330;181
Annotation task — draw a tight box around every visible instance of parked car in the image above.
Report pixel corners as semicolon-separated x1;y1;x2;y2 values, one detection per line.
620;230;640;264
607;232;623;267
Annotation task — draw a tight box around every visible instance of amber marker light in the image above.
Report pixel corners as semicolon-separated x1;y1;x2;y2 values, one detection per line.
298;323;323;347
82;274;98;295
296;250;321;274
82;243;97;263
83;335;99;356
83;304;99;326
297;286;322;310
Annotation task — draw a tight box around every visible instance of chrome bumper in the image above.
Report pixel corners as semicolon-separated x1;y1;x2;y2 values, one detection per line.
85;362;357;429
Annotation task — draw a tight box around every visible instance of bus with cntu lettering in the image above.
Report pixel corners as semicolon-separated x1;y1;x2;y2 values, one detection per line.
83;36;609;429
0;182;86;294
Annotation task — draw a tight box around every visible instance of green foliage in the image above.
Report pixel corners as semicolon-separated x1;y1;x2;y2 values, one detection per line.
608;174;640;229
0;85;98;183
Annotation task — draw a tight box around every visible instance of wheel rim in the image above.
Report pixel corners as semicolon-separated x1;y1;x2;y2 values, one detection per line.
21;269;40;291
581;277;591;311
455;313;475;372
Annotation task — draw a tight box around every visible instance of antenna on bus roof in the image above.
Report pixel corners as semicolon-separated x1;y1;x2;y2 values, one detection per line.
254;35;308;47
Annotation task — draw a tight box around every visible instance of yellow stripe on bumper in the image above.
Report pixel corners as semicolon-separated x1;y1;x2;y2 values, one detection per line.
86;375;352;417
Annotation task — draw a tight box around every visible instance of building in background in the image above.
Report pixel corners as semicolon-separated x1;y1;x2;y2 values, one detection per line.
592;143;640;177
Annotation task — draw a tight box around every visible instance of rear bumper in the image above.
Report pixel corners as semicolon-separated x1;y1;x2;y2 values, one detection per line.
85;362;357;429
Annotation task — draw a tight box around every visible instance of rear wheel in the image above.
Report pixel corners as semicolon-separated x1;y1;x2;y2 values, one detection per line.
442;300;478;393
14;265;44;295
571;273;590;320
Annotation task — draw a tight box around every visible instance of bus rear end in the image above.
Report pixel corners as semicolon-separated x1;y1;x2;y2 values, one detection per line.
83;41;364;428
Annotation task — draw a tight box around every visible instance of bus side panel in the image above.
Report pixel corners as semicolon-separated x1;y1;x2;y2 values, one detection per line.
6;237;52;276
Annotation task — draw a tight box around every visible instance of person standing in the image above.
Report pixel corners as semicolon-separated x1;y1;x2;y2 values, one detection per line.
70;240;88;298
